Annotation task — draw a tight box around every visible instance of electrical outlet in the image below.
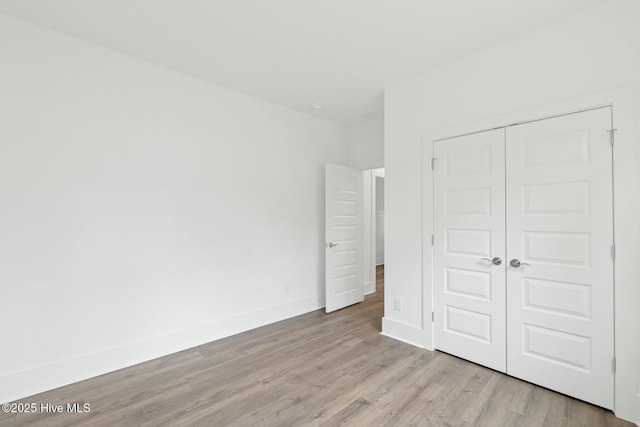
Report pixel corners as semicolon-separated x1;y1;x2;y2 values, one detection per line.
394;298;402;312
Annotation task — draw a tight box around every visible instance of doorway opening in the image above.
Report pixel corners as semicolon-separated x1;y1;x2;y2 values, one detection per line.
364;168;384;296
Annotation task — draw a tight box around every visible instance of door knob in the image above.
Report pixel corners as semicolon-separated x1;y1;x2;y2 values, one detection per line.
327;242;339;248
510;259;530;268
481;257;502;266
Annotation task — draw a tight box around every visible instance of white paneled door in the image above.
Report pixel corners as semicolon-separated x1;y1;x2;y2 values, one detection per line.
433;107;614;409
505;107;614;409
433;129;507;372
325;164;363;313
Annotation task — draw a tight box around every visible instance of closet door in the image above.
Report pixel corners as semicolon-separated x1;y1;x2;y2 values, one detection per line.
433;129;507;372
505;107;614;409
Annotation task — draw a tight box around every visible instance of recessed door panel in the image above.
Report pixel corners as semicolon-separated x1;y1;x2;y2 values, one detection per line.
331;225;357;242
445;306;492;343
522;130;590;166
333;274;358;294
333;200;357;217
445;188;491;215
523;278;591;319
523;181;590;215
445;229;492;257
332;249;357;268
446;146;493;176
523;324;592;371
446;268;492;301
522;231;591;267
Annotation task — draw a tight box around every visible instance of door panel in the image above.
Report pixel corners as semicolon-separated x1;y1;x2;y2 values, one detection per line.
325;164;363;313
433;129;507;372
505;107;614;409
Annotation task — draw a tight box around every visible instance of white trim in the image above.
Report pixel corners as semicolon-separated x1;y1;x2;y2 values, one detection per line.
362;169;375;294
608;89;639;423
381;317;426;348
371;168;385;291
427;88;627;141
360;167;385;296
369;170;376;293
364;283;375;296
422;86;638;422
0;296;322;404
421;135;435;349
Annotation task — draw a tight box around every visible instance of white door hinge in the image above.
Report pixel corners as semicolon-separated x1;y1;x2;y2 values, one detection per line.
607;128;618;147
432;311;435;322
612;357;616;373
431;234;434;246
611;243;616;260
431;157;437;170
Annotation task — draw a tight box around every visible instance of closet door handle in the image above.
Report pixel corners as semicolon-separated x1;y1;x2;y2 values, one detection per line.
481;257;502;266
510;259;530;268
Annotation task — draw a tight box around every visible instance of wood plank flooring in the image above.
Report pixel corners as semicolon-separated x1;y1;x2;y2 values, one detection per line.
0;266;631;426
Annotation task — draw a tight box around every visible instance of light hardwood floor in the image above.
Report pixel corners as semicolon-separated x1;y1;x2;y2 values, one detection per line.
0;266;631;426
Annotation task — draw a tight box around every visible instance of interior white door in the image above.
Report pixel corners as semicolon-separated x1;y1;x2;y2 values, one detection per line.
325;163;363;313
505;107;614;409
433;129;507;372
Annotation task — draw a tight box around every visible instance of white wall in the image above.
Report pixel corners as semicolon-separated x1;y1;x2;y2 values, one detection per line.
347;116;384;170
384;0;640;422
0;14;348;403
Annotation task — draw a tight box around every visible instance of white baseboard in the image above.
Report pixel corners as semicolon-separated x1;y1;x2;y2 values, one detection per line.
380;317;425;348
363;280;375;295
0;296;322;404
376;258;384;265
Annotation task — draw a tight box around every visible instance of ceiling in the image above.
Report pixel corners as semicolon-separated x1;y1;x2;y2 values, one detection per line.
0;0;605;126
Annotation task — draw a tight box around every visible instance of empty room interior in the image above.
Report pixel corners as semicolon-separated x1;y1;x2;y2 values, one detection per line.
1;0;639;425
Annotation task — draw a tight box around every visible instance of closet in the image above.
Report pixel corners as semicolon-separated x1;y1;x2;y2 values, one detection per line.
432;107;614;409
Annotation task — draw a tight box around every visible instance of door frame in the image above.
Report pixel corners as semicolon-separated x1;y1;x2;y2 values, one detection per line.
421;86;636;418
362;168;385;295
372;169;384;287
